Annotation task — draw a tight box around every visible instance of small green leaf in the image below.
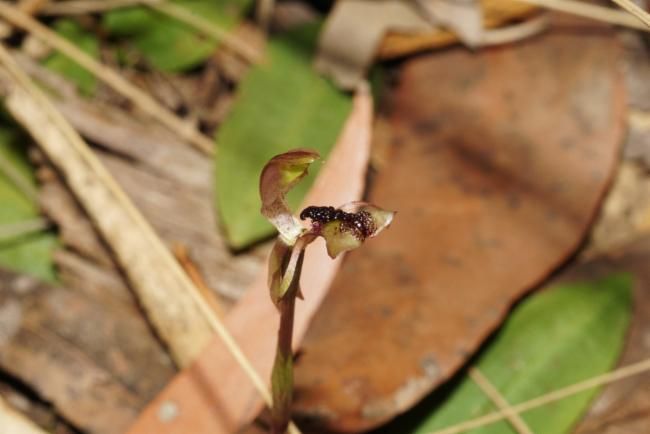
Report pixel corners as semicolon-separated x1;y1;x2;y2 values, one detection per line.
399;274;632;434
102;0;250;72
43;19;99;95
0;124;57;282
216;25;352;249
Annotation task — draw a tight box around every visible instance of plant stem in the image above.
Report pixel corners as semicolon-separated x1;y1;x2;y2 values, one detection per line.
271;295;296;434
271;248;305;434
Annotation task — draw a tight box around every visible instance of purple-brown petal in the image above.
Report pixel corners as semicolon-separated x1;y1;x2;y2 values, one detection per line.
260;149;320;243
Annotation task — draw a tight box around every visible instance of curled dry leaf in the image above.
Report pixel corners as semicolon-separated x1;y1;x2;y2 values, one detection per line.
260;148;320;244
315;0;539;90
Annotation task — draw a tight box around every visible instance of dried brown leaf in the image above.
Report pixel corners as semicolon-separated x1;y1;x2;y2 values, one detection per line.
294;22;626;431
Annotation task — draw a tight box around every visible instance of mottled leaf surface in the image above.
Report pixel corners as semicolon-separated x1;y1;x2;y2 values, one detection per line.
216;26;351;248
0;125;57;282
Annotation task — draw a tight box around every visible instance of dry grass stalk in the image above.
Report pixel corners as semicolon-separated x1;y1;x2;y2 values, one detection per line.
469;368;534;434
0;396;48;434
609;0;650;28
41;0;157;14
256;0;275;30
480;13;549;46
0;150;39;201
39;0;261;63
430;357;650;434
516;0;650;30
0;217;50;242
0;1;215;155
149;1;262;63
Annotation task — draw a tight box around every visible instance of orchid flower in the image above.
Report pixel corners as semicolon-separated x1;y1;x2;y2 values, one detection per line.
259;149;394;434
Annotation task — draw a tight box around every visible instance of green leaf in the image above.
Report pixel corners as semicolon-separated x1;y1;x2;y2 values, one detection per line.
399;274;632;434
0;124;57;282
215;26;352;249
43;19;99;95
102;0;250;72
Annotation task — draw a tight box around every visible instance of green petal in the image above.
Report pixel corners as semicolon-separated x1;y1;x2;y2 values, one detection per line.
319;202;395;258
320;220;363;258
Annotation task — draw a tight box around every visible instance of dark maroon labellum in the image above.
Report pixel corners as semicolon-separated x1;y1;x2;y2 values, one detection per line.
300;206;376;239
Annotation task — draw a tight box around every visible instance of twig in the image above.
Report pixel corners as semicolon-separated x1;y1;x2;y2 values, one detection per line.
41;0;157;14
515;0;650;31
468;368;533;434
429;357;650;434
256;0;274;31
172;243;225;318
480;13;549;46
0;217;50;242
0;396;48;434
629;108;650;130
0;1;214;155
0;41;308;434
0;150;39;201
609;0;650;28
17;0;48;15
147;1;261;63
39;0;261;63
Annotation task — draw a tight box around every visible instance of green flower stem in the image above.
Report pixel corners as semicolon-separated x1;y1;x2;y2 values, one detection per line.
271;246;305;434
271;294;296;434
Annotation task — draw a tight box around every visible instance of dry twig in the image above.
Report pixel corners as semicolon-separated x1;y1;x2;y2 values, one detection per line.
148;1;261;63
41;0;156;14
0;150;38;201
0;217;50;242
430;357;650;434
0;396;48;434
469;368;533;434
609;0;650;28
516;0;650;30
39;0;261;63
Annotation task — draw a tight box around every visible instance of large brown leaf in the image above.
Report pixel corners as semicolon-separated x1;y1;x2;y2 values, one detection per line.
293;22;626;431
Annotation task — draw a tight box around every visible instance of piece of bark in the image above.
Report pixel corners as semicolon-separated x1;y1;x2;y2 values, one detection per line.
0;268;175;434
292;21;626;431
126;87;373;434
